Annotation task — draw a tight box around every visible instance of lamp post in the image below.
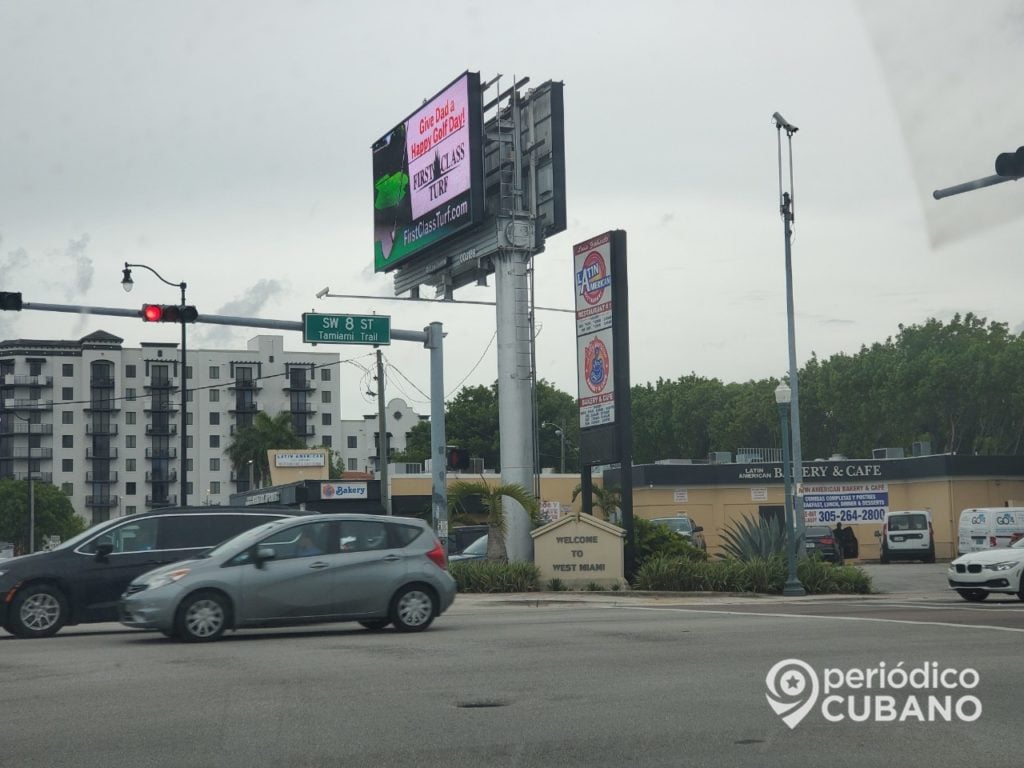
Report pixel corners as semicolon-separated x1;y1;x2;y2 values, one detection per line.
775;383;805;597
121;263;189;507
247;459;255;491
542;421;566;474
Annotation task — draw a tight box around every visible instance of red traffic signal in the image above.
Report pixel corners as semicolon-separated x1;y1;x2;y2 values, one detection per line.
140;304;199;323
446;447;470;471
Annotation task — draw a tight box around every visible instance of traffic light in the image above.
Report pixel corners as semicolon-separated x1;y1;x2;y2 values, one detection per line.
995;146;1024;178
446;447;470;471
140;304;199;322
0;292;23;311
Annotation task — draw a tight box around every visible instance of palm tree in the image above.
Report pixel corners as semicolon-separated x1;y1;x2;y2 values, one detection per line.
225;412;306;488
447;480;539;562
570;484;621;521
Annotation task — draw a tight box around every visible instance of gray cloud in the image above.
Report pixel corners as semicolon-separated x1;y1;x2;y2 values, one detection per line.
197;279;288;345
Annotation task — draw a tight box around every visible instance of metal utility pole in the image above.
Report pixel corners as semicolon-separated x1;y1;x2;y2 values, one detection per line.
375;348;390;515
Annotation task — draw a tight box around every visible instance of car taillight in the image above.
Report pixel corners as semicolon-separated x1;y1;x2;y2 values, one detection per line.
820;537;834;546
990;536;997;547
426;540;447;570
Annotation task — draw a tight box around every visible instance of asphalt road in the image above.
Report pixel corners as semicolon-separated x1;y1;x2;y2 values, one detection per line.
3;579;1021;768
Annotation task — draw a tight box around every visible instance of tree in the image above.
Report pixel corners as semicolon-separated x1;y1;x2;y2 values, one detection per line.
445;384;500;470
0;479;85;555
225;411;307;488
570;483;621;521
391;420;431;464
447;480;539;562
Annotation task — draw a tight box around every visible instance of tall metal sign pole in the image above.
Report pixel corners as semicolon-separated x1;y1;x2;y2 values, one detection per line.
773;112;806;547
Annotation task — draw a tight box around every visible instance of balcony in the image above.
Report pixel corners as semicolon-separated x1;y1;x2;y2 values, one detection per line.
86;471;119;483
229;401;258;413
144;400;177;413
145;447;177;459
283;378;315;392
229;379;261;391
3;447;53;459
86;447;119;460
90;376;115;389
145;424;178;436
290;403;316;414
1;375;53;388
144;379;176;390
292;426;317;437
2;398;54;410
84;399;121;412
146;469;178;482
85;495;120;508
86;424;119;436
1;422;53;436
8;471;54;483
145;495;177;507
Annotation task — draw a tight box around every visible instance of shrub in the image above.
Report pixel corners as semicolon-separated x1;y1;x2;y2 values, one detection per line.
450;560;541;593
633;517;708;569
719;515;790;561
547;578;567;592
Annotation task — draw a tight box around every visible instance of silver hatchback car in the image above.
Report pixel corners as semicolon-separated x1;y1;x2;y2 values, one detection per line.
119;514;456;642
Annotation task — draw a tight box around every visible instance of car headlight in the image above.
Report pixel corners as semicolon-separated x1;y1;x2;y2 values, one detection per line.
143;567;192;589
982;561;1020;572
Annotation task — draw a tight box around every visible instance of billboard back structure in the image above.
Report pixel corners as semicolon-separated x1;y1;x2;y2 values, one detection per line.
372;71;485;273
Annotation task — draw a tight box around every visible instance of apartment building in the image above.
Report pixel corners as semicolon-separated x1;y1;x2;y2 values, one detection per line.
338;397;427;475
0;331;342;524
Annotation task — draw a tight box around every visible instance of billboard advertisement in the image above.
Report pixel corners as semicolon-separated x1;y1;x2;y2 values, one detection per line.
575;232;616;428
372;71;484;273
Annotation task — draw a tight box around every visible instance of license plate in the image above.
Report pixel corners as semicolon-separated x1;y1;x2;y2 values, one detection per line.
891;535;905;542
805;542;816;548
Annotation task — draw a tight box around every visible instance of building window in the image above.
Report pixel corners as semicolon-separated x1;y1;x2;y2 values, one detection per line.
125;364;136;378
62;458;73;472
320;367;331;381
321;390;331;403
322;413;332;426
186;482;193;495
207;389;219;403
185;365;193;379
186;390;193;402
61;482;73;496
62;411;73;425
126;435;136;449
62;386;73;401
186;436;193;449
126;458;136;472
209;412;220;426
210;435;220;448
186;459;193;472
126;387;136;401
62;363;73;376
186;412;193;426
126;412;137;425
125;505;137;515
209;366;220;379
347;458;358;471
62;435;73;449
29;361;42;376
209;481;221;494
322;435;332;447
347;435;357;449
210;458;220;471
126;482;136;496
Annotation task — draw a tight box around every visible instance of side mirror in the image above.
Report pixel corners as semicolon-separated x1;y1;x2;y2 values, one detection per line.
94;541;114;562
254;547;277;568
692;525;704;533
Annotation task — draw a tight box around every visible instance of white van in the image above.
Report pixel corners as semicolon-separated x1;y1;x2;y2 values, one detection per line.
880;510;934;563
957;508;1024;555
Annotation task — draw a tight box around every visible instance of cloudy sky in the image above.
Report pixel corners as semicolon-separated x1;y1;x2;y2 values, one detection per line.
2;0;1022;419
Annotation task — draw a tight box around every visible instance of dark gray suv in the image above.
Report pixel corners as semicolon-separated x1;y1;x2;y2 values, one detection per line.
0;506;304;639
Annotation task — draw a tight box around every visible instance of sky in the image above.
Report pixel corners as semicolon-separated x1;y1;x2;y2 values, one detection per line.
2;0;1023;420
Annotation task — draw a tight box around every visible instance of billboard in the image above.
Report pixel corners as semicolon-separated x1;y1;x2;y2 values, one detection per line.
372;71;484;273
575;233;616;429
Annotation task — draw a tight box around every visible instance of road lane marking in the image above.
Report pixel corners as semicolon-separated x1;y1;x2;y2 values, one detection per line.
620;606;1024;633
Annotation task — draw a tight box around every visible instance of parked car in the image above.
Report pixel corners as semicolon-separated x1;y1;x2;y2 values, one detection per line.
879;510;935;563
804;525;844;564
119;513;457;642
947;538;1024;601
650;516;707;551
447;524;488;555
448;533;488;562
0;506;303;639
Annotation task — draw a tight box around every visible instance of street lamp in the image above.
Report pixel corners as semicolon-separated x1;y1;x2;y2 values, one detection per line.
775;383;806;597
542;421;567;474
121;262;189;507
247;459;255;491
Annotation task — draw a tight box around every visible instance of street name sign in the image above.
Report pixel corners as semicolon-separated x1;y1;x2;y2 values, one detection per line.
302;313;391;345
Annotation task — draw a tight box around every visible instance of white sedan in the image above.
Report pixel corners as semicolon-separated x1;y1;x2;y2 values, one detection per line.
947;539;1024;602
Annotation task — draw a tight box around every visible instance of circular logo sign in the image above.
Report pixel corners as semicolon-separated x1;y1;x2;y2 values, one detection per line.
579;251;610;305
322;485;335;498
584;337;610;393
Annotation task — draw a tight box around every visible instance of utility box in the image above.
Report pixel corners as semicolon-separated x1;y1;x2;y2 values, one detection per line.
531;513;626;589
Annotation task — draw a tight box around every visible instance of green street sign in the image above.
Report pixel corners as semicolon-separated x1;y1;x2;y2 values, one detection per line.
303;313;391;345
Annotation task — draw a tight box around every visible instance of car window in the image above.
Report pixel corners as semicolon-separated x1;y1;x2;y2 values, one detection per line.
391;523;424;548
79;517;159;554
258;521;332;561
157;513;284;550
462;534;488;556
339;520;390;552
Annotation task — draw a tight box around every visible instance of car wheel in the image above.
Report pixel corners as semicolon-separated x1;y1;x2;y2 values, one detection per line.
924;547;936;564
7;584;68;638
956;589;988;602
1018;575;1024;602
358;619;391;631
174;591;229;643
389;584;437;633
